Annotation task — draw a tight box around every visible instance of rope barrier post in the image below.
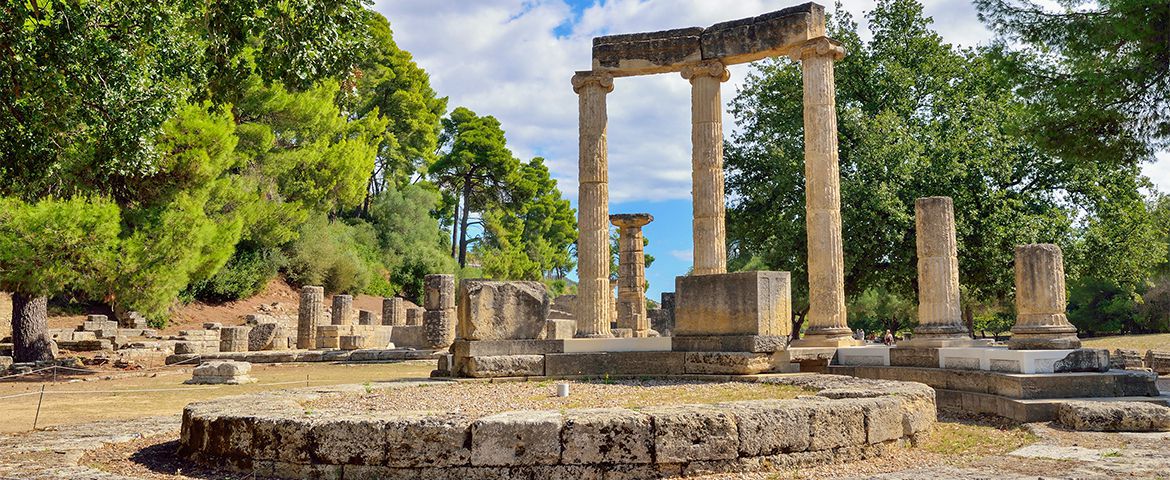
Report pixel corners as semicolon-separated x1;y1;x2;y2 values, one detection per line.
33;384;46;431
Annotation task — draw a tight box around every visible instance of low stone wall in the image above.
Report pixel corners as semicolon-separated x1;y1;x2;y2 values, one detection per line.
165;348;440;365
179;374;935;479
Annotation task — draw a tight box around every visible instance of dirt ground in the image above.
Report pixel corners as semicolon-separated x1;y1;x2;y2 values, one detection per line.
0;360;435;433
46;277;414;335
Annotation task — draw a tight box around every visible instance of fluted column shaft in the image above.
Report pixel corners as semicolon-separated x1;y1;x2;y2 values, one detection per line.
1009;244;1081;349
911;197;971;342
682;60;730;276
573;71;615;338
792;38;856;346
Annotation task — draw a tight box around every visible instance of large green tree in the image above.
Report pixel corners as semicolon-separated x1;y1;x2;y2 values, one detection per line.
725;0;1160;336
478;158;578;280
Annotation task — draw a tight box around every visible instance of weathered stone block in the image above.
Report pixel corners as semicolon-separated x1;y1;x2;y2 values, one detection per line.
645;405;738;463
357;310;376;326
889;347;940;368
339;335;365;350
390;324;426;349
384;412;472;467
1057;400;1170;432
311;417;387;465
174;341;200;355
248;322;285;351
188;360;255;384
561;408;653;464
1054;349;1109;373
720;400;811;456
406;307;424;326
859;397;904;444
674;271;790;338
452;339;565;357
382;297;407;326
1146;350;1170;375
471;410;562;466
545;319;576;340
808;399;865;450
544;352;685;376
219;326;250;353
463;355;544;378
458;280;550;341
1111;349;1145;370
684;351;777;374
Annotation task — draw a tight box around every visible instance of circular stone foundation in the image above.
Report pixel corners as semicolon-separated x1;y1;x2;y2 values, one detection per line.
179;374;936;479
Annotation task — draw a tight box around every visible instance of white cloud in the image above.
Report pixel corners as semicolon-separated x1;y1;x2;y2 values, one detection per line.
669;249;694;262
372;0;994;203
1147;150;1170;193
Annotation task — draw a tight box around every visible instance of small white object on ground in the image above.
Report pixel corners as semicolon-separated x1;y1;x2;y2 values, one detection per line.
557;383;570;397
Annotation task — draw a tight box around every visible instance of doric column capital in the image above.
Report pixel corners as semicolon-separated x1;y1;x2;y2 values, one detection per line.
789;36;846;62
680;60;730;82
572;71;614;94
610;213;654;229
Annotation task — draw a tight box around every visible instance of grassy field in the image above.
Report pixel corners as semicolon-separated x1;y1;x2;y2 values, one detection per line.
1080;333;1170;352
0;361;435;433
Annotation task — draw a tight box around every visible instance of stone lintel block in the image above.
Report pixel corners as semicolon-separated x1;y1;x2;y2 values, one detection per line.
674;271;790;338
592;27;703;76
684;352;779;375
561;408;653;464
463;355;545;378
645;405;738;463
543;351;685;376
671;334;788;353
384;412;472;467
471;410;563;466
888;347;940;368
700;3;821;65
452;339;565;358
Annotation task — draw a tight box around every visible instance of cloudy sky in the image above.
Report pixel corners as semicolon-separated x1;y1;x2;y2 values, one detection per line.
372;0;1170;298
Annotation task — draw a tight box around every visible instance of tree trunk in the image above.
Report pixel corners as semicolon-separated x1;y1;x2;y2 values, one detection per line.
450;186;461;259
963;304;975;339
457;176;472;268
790;306;809;340
11;292;53;363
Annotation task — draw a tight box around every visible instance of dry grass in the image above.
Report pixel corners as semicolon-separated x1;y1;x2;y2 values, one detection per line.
303;379;809;418
1081;333;1170;352
0;361;435;433
920;410;1038;457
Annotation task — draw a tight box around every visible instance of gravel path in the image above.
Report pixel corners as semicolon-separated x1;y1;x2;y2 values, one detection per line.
302;379;809;417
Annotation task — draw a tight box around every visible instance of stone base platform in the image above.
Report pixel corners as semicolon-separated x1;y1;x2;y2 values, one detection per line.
835;345;1110;374
830;364;1165;422
165;348;441;365
444;337;804;378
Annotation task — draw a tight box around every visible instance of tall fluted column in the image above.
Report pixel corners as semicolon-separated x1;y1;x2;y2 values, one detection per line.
681;60;730;276
572;70;615;338
1009;244;1081;349
906;197;973;346
611;213;654;337
790;38;858;347
331;294;353;326
297;286;324;349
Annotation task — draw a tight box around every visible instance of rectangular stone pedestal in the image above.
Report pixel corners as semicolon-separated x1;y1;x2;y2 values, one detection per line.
545;352;686;376
835;346;891;366
670;335;787;353
674;271;790;337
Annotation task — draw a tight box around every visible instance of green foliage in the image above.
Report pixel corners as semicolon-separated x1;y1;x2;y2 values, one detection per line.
285;214;378;295
847;288;916;335
479;158;577;280
188;246;285;302
368;183;456;302
0;197;121;297
975;0;1170;167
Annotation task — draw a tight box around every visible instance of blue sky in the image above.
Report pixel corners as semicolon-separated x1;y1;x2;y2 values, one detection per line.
374;0;1170;299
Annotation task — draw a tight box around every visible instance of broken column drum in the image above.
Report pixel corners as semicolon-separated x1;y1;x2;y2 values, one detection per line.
382;297;406;326
424;274;457;349
572;70;615;338
331;294;353;326
611;213;654;337
1008;244;1081;350
907;197;972;345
